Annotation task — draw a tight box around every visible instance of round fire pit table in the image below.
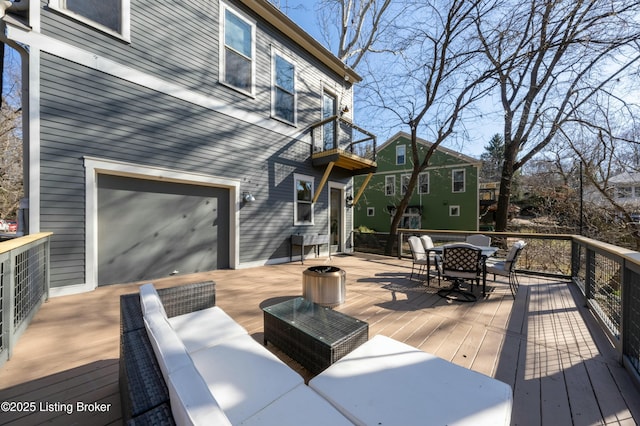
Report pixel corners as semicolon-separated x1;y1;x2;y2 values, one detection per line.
302;266;346;308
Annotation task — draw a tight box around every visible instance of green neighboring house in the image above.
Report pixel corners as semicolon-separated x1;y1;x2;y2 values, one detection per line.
353;132;481;232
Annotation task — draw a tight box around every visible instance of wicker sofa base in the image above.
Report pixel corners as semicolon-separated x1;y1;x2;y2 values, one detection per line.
119;281;216;425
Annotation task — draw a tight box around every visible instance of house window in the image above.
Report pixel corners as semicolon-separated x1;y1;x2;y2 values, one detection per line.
419;172;429;194
294;174;314;225
450;205;460;216
617;186;632;199
367;207;375;217
401;207;422;229
385;176;395;196
322;92;337;150
452;169;465;193
396;145;406;165
273;53;296;124
401;174;411;195
221;3;255;94
48;0;130;39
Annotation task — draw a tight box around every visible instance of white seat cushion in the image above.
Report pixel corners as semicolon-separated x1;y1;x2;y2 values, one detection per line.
486;260;508;276
240;384;353;426
190;334;304;425
309;335;512;426
144;311;192;381
168;306;248;354
139;283;167;319
168;363;232;426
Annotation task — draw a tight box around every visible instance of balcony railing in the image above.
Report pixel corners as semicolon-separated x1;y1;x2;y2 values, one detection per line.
308;115;377;173
386;228;640;388
0;232;52;367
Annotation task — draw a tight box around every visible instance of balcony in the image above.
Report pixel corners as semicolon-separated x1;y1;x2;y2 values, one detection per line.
308;115;377;174
1;231;640;424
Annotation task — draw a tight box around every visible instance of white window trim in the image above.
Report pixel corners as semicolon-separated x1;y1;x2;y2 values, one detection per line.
385;175;396;196
452;169;466;193
271;47;297;126
449;205;461;216
396;145;406;165
294;173;315;226
367;207;375;217
48;0;131;42
419;172;430;194
219;0;256;97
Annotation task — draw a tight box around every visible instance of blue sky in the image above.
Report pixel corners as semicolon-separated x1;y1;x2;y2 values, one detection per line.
274;1;500;158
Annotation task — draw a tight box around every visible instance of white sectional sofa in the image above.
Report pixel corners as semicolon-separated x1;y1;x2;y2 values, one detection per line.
134;282;352;426
119;281;512;425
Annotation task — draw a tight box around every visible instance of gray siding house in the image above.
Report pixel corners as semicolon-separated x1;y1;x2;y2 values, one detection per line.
1;0;376;295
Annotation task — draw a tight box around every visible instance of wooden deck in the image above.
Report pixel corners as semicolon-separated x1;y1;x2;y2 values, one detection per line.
1;253;639;425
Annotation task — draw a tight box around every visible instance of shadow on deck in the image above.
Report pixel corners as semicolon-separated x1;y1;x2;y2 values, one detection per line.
0;253;638;425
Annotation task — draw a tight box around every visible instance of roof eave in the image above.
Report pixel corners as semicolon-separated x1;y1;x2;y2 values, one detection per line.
238;0;362;83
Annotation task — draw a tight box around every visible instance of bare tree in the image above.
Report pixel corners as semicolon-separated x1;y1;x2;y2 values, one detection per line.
0;45;23;220
560;105;640;248
314;0;395;70
477;0;640;231
357;0;496;254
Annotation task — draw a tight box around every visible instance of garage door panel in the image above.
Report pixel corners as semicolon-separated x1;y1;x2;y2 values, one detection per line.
98;175;229;285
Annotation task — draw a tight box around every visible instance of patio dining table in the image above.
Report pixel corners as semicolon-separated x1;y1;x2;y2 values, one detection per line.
426;244;498;296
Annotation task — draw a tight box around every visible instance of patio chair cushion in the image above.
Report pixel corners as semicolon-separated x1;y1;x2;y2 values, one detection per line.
168;306;249;354
241;384;353;426
144;310;192;380
167;362;232;426
309;335;512;426
140;283;168;319
189;334;304;425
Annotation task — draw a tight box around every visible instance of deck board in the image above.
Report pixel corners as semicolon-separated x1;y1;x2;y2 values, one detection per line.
0;253;638;425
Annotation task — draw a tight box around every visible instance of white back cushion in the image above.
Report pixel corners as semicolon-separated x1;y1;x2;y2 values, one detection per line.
139;283;167;319
168;363;232;426
144;311;192;381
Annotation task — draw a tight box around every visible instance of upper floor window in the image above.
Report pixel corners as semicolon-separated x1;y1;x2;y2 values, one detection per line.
221;3;255;95
419;172;430;194
401;174;411;195
322;91;337;150
452;169;465;193
273;53;296;124
294;174;314;225
385;175;395;196
49;0;131;40
396;145;406;165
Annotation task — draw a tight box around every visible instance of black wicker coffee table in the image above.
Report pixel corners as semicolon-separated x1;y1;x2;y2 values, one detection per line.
263;297;368;374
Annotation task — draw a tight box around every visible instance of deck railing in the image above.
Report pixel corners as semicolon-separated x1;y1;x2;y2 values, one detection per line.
0;232;52;367
388;229;640;388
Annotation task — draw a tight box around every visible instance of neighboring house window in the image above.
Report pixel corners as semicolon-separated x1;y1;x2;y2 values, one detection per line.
400;207;421;229
452;169;465;193
221;3;255;94
419;172;430;194
367;207;375;217
396;145;406;165
385;176;395;196
401;174;411;195
294;174;314;225
450;205;460;216
617;186;632;199
48;0;131;39
273;53;296;124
